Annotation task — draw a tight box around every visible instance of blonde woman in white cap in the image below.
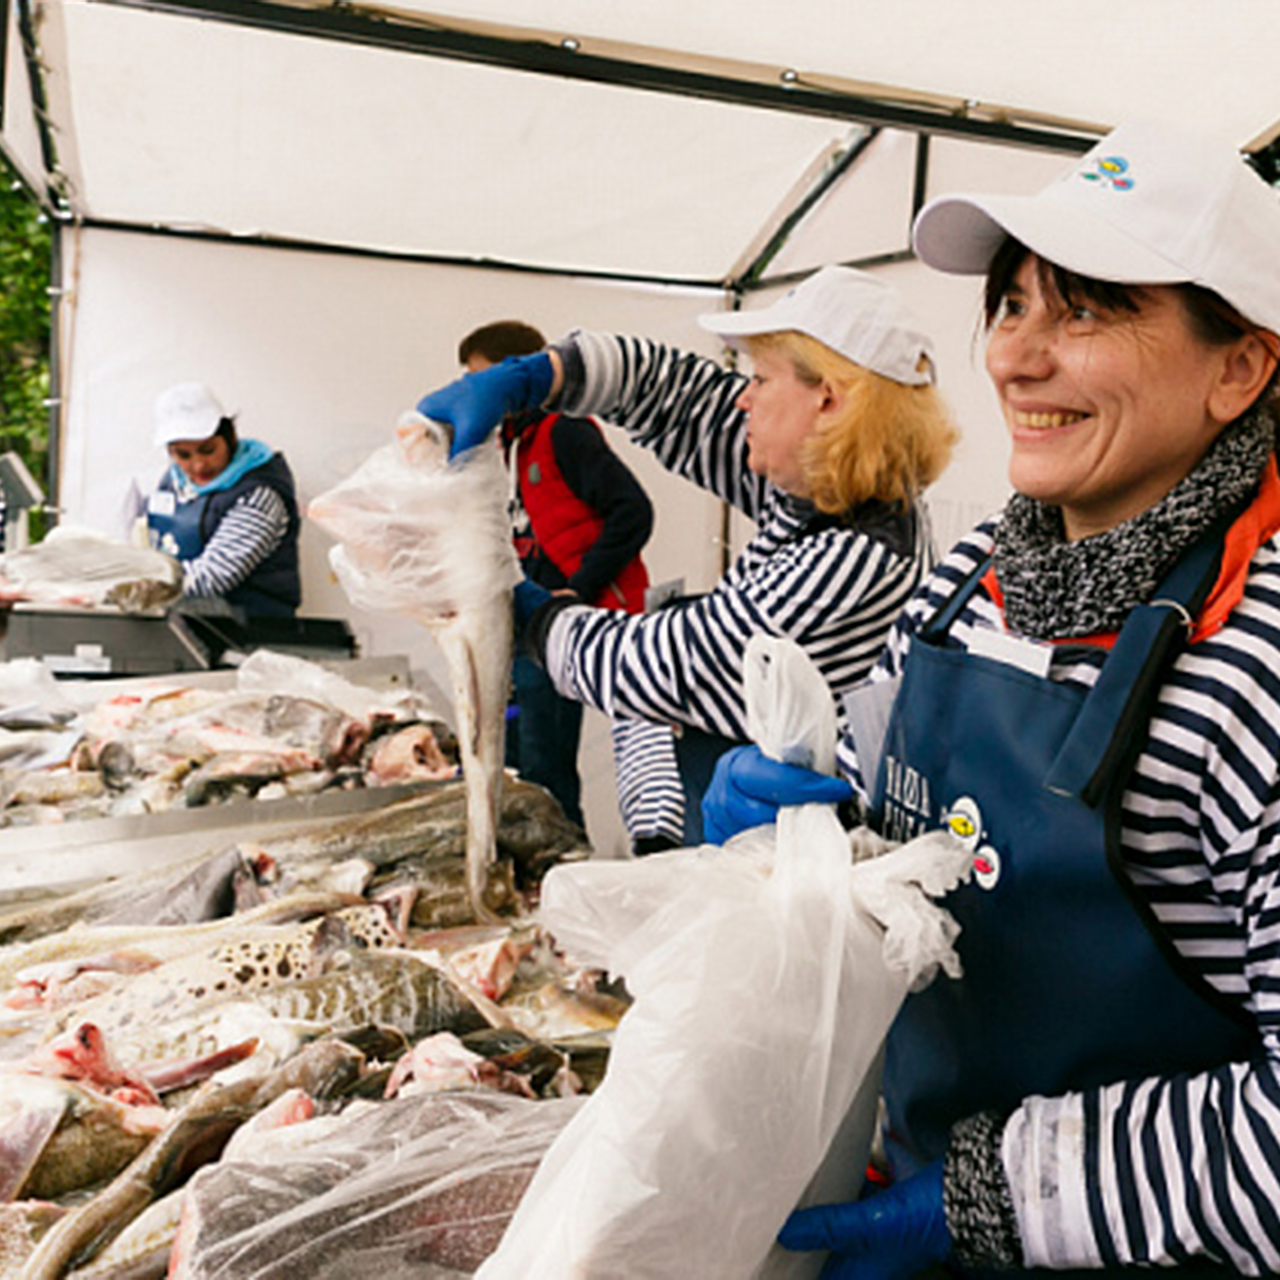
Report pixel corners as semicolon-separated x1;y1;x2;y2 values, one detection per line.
705;119;1280;1277
415;266;958;844
147;381;301;617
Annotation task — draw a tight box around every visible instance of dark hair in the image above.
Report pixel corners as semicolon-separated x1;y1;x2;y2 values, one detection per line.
214;416;238;452
458;320;546;366
983;237;1280;414
984;236;1264;349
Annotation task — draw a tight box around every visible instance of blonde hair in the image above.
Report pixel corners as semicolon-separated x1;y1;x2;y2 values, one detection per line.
746;331;958;514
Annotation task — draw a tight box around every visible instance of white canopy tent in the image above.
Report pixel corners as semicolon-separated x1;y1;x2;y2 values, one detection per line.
7;0;1280;850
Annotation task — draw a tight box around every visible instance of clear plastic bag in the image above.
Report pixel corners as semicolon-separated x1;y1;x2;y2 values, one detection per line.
308;415;520;623
0;525;182;613
479;636;971;1279
308;414;521;919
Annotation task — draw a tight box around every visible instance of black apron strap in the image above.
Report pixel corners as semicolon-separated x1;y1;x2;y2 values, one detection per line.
1043;521;1228;807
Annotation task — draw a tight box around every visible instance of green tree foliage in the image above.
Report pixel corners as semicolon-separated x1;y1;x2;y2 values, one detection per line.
0;156;51;489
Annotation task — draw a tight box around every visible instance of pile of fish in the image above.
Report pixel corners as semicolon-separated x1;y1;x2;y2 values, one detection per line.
0;422;620;1275
0;783;620;1278
0;652;470;828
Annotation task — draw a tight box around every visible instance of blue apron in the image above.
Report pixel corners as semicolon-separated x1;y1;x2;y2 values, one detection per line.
871;523;1257;1276
147;453;301;617
147;480;206;561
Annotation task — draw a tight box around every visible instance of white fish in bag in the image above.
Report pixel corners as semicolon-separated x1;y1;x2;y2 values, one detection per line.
308;416;521;921
478;634;971;1279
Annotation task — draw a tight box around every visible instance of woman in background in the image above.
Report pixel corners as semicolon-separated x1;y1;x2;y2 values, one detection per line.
417;266;959;843
146;381;300;617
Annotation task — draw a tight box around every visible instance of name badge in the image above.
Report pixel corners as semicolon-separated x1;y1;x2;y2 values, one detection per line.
148;491;176;517
965;625;1053;679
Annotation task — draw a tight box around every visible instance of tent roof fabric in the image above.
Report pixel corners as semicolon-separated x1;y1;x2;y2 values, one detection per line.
13;0;1280;285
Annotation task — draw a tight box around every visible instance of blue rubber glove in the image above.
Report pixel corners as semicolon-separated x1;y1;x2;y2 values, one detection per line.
513;577;552;635
701;743;853;845
416;352;555;459
778;1160;951;1280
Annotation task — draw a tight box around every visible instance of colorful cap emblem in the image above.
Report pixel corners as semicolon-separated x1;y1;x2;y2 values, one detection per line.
1079;154;1135;191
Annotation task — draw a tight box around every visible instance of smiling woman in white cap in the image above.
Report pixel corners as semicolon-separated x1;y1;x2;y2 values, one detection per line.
147;381;301;616
704;119;1280;1277
413;267;958;846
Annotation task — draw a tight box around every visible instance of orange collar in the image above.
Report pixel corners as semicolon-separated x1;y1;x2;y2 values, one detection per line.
980;456;1280;650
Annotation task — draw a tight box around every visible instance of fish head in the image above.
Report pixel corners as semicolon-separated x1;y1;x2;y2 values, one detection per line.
396;411;451;472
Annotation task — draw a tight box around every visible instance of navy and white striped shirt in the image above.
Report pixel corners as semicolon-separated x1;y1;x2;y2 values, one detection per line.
543;332;936;743
842;520;1280;1274
182;485;290;600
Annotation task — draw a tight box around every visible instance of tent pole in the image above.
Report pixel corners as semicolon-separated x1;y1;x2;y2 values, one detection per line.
43;219;64;529
96;0;1098;157
13;0;66;209
75;216;734;294
733;127;879;292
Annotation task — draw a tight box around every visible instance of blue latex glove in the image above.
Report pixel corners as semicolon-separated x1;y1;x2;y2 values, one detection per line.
513;576;552;634
701;743;853;845
416;352;555;459
778;1160;951;1280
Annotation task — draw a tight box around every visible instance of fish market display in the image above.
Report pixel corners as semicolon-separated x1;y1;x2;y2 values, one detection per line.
0;516;620;1276
0;787;623;1278
0;650;467;829
308;414;521;923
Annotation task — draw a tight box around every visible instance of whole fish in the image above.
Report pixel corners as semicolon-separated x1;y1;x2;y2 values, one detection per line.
407;416;517;927
66;1187;183;1279
1;1073;169;1202
310;415;522;925
35;947;486;1076
2;772;106;810
49;903;408;1061
0;845;299;948
18;1036;365;1279
248;949;491;1045
0;891;365;1000
264;777;585;912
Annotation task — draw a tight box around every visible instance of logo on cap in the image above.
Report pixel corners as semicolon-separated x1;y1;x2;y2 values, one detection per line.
1079;155;1135;192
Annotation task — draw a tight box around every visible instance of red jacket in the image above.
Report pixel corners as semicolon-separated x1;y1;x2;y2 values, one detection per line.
512;412;651;613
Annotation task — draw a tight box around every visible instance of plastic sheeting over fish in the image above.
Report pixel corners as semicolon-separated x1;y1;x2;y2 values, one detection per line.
0;651;461;830
170;1091;583;1279
0;528;182;615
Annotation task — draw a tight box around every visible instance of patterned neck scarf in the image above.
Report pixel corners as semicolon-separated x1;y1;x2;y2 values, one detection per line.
993;407;1274;640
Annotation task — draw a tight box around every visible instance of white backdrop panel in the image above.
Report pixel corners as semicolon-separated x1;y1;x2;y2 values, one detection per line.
57;228;745;853
388;0;1280;146
2;1;47;195
49;0;850;279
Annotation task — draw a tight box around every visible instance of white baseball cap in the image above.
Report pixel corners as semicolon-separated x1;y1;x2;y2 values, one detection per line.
153;381;227;447
698;266;937;386
913;118;1280;335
